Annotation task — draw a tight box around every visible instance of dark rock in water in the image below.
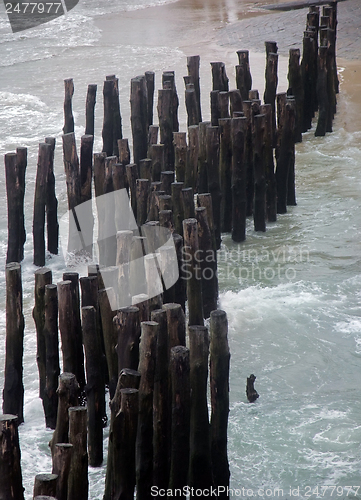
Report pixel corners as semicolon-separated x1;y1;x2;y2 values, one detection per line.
246;374;259;403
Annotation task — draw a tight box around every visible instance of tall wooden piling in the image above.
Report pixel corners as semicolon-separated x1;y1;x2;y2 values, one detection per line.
149;144;164;182
231;116;247;242
182;218;204;326
136;321;159;500
145;71;155;127
33;142;51;266
85;84;97;136
253;114;266;232
0;414;25;500
211;62;229;92
188;325;213;491
173;132;187;182
276;101;295;213
49;373;79;455
98;287;118;399
263;46;278;146
185;84;199;127
171;182;184;235
187;55;202;122
62;133;81;253
68;406;88;500
315;45;329;137
168;346;190;496
158;88;174;170
260;103;277;222
131;75;148;167
52;443;73;500
33;474;58;498
3;263;24;424
186;125;199;191
206;126;221;249
44;284;60;430
33;267;52;407
44;138;58;256
236;50;252;101
287;49;304;143
210;310;230;497
82;306;104;467
63;78;74;134
115;306;141;373
162;71;179;133
219;118;232;233
102;79;114;157
118;138;131;168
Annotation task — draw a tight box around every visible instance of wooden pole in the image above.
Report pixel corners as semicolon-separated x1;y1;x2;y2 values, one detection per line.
260;104;277;222
85;84;97;136
0;414;25;500
49;373;79;455
171;182;184;236
43;138;58;256
98;287;118;399
197;121;210;194
172;234;186;311
218;91;230;119
115;306;141;373
195;207;218;318
210;310;230;497
242;101;254;217
43;284;60;430
150;309;169;489
173;132;187;182
197;193;216;254
211;62;229;91
286;97;297;207
131;75;148;167
68;406;88;500
160;171;175;196
136;178;150;226
82;306;104;467
63;78;74;134
139;158;152;182
206;126;221;249
33;143;51;266
149;144;164;182
62;133;81;253
187;55;202;122
3;263;24;424
182;218;204;326
162;71;179;133
210;90;220;127
276;101;295;213
102;79;114;157
62;272;85;392
219;118;232;233
33;267;52;407
168;346;190;496
118;138;131;168
315;45;329;137
231;117;247;242
186;125;199;191
52;443;73;500
185;85;199;127
252;114;266;232
126;163;138;222
107;76;123;157
229;89;243;117
188;325;213;492
287;49;304;143
236;50;252;100
145;71;155;127
263;48;278;147
33;474;58;498
136;321;159;500
158;88;174;170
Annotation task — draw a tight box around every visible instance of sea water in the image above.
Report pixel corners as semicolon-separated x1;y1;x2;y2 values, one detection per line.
0;0;360;498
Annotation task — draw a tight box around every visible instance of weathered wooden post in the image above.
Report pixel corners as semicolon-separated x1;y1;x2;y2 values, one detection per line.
197;121;210;194
145;71;155;127
107;76;123;156
62;133;81;254
260;103;277;222
210;90;220;127
301;33;317;131
188;325;213;491
68;406;88;500
315;45;329;137
82;306;104;467
136;321;159;500
229;89;243;117
287;49;304;143
131;75;148;167
139;158;152;182
160;171;175;196
115;306;141;373
263;43;278;146
80;136;94;253
149;143;164;182
218;91;230;119
33;142;52;266
187;55;202;122
276;101;295;213
236;50;252;101
242;101;254;217
252;114;266;232
173;132;187;182
158;88;174;170
182;219;204;326
185;85;199;127
44;284;60;430
52;443;73;500
168;346;190;496
5;151;25;263
136;178;150;226
286;97;297;207
206;126;221;249
49;373;79;455
162;303;186;349
102;79;114;157
126;163;139;222
210;310;230;497
150;309;169;489
171;182;184;235
219;118;232;233
118;138;131;168
63;78;74;134
211;61;229;91
85;84;97;136
43;138;58;256
195;207;218;318
162;71;179;133
3;263;24;424
33;267;52;412
0;414;25;500
33;474;58;498
186;125;199;191
98;287;118;399
231;116;247;242
172;234;187;311
197;193;216;254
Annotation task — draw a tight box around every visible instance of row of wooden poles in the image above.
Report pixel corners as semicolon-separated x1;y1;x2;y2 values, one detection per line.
5;2;339;270
1;3;339;499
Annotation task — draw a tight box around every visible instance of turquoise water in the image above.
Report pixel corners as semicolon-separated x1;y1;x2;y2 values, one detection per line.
0;1;360;498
